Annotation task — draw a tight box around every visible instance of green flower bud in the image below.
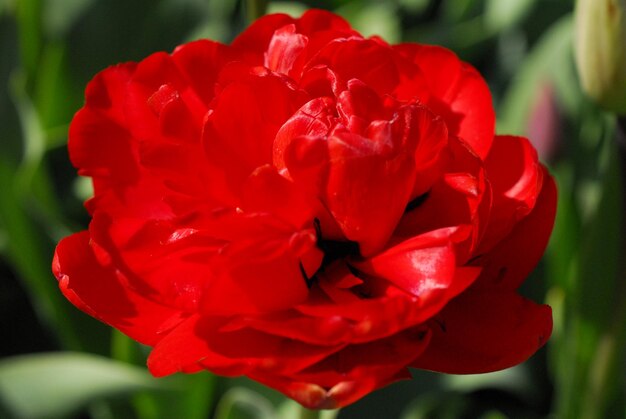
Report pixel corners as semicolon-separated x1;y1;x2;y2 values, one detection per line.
575;0;626;114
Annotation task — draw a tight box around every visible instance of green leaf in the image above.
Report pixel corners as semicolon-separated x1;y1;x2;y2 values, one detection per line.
441;366;530;397
108;330;219;419
498;15;575;136
400;392;468;419
573;133;625;419
545;164;581;292
479;411;509;419
0;155;87;350
552;118;626;419
267;2;308;17
0;352;166;419
441;0;480;23
484;0;536;32
10;68;74;236
213;387;277;419
336;2;401;43
398;0;431;14
575;131;622;330
15;0;42;83
132;373;218;419
0;71;107;353
42;0;94;38
277;400;339;419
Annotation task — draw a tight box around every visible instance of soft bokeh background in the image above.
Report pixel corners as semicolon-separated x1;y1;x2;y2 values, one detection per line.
1;0;624;418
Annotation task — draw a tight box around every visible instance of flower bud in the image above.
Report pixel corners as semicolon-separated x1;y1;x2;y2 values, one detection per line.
575;0;626;114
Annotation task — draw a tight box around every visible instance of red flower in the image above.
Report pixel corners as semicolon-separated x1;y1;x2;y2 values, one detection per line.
53;10;557;409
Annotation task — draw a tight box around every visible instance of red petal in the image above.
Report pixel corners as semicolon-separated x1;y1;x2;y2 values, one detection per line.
284;105;448;255
408;106;449;198
477;135;543;253
242;165;336;235
124;52;207;142
69;64;138;187
231;13;295;60
70;52;218;218
395;136;486;261
171;39;235;107
273;97;336;171
412;290;552;373
204;69;305;178
355;227;474;297
305;38;409;98
293;261;478;345
473;167;557;290
221;310;355;346
53;232;185;346
265;24;308;75
147;315;208;376
232;10;356;72
295;9;353;34
279;9;359;80
148;315;342;377
394;44;495;159
321;139;416;255
251;326;430;409
200;229;322;314
88;214;220;312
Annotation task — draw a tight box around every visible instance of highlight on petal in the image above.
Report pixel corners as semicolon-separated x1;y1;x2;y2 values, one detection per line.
354;227;470;299
265;24;309;75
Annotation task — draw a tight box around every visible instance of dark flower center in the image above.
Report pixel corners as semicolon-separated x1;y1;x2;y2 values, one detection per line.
300;192;431;289
405;191;430;213
314;217;361;265
299;218;361;288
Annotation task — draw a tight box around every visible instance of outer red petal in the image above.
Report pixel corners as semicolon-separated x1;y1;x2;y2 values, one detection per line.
69;63;140;191
394;44;495;159
171;39;235;107
412;290;552;374
250;326;431;409
70;44;235;217
477;135;544;254
234;9;357;76
53;232;185;346
474;167;557;290
86;212;222;312
148;315;343;378
294;9;353;34
231;13;296;60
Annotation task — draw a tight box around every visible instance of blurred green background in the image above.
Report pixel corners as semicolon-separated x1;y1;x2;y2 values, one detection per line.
1;0;625;418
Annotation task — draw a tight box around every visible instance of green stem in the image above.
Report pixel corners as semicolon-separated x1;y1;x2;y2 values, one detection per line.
578;116;626;418
245;0;268;24
299;406;321;419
